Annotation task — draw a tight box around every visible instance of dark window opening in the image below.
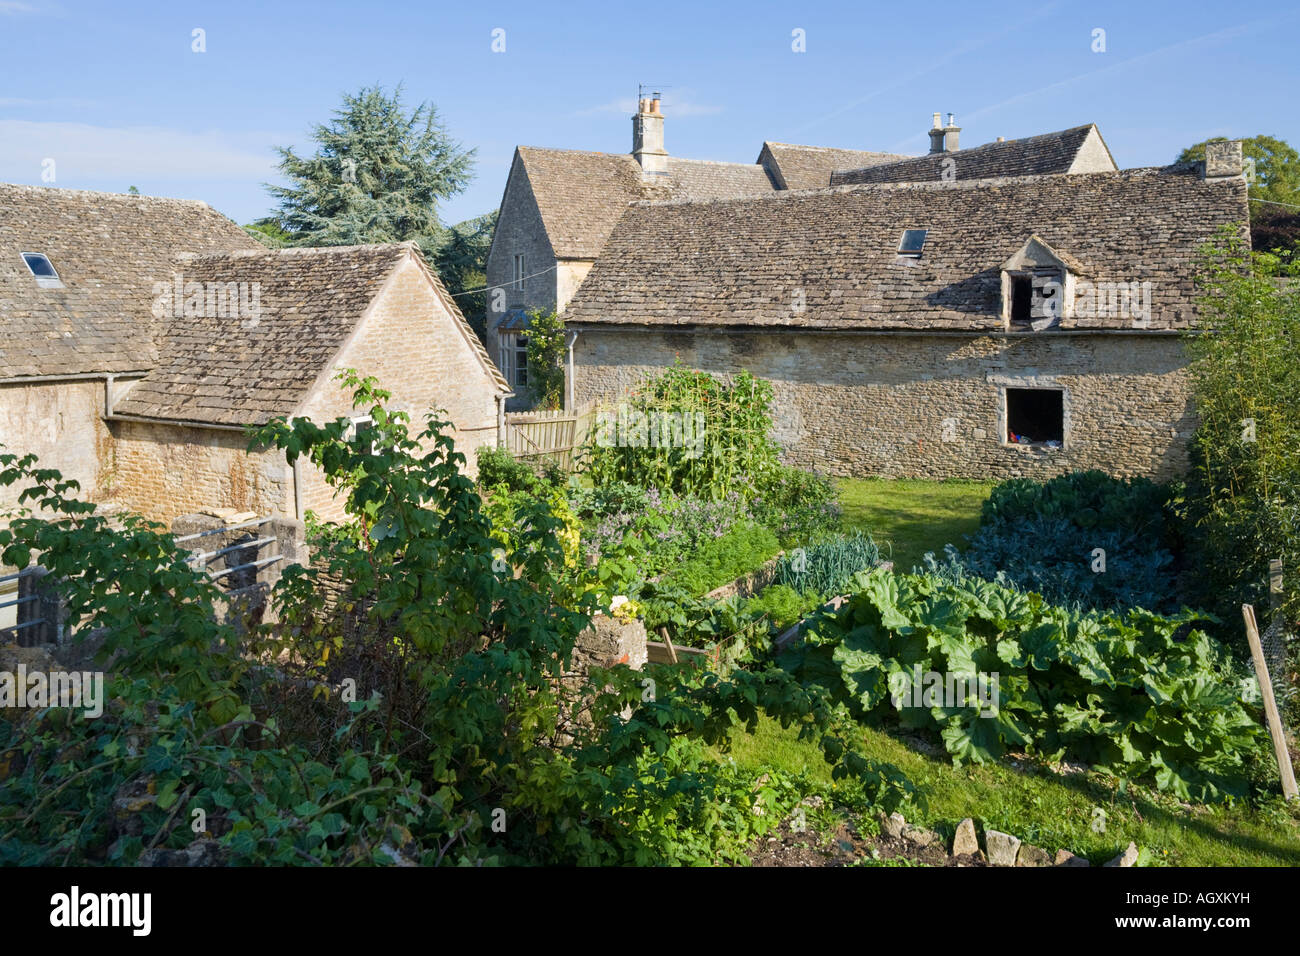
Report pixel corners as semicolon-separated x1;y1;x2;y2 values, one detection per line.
898;229;928;257
1009;275;1033;323
1006;388;1063;446
22;252;58;278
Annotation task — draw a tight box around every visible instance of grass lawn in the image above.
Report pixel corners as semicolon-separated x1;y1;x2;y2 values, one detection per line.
724;715;1300;867
837;477;994;572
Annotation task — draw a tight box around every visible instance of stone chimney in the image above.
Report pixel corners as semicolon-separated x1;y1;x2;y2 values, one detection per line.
928;112;961;153
633;95;668;179
1203;139;1244;179
928;113;945;154
943;113;961;152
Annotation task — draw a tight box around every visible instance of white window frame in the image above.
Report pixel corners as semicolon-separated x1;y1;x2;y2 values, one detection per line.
345;415;376;455
513;253;525;291
498;332;529;389
21;251;64;289
514;334;529;388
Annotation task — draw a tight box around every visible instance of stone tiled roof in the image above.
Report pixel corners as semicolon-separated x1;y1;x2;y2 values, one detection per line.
0;184;259;379
115;242;506;426
563;165;1249;333
758;143;910;190
516;147;776;259
830;126;1105;186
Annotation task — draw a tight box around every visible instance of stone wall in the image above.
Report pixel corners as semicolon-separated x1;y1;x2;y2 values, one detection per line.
555;259;594;313
295;256;502;522
484;152;558;364
0;378;129;513
572;328;1194;481
105;419;293;522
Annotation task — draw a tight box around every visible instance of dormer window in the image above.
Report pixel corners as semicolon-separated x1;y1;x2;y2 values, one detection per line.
21;252;63;289
1000;235;1086;330
898;229;928;258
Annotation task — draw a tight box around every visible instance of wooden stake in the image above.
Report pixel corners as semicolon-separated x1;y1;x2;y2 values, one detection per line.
1242;603;1299;800
659;627;678;664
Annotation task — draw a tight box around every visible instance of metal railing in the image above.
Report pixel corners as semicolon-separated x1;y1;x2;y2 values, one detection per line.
173;517;285;596
0;566;48;641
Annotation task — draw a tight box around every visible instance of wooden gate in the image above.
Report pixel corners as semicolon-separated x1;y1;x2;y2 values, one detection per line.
503;408;592;470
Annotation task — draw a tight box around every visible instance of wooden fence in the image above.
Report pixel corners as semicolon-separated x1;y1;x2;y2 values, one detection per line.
502;407;594;470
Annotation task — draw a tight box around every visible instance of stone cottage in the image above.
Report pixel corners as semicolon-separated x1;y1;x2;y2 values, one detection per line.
0;184;508;526
484;102;1114;406
561;141;1251;482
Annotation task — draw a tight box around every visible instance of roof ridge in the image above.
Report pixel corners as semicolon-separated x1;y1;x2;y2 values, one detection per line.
174;241;415;261
764;142;909;154
632;164;1199;208
0;181;216;209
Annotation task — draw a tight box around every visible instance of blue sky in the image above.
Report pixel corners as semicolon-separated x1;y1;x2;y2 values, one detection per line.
1;0;1295;227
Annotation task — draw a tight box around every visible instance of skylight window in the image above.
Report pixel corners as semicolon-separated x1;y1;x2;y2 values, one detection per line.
898;229;928;257
21;252;63;288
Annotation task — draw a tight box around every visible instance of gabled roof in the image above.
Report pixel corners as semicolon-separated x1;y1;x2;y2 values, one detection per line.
830;125;1114;186
563;164;1249;333
114;242;506;427
757;142;909;190
0;183;259;379
513;146;776;259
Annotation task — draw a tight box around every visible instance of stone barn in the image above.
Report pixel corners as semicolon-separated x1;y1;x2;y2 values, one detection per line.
0;184;508;526
561;142;1251;482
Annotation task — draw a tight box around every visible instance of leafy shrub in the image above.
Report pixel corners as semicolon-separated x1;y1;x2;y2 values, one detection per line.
660;522;780;597
1184;227;1300;634
778;529;882;598
744;584;827;631
750;464;842;546
952;471;1186;613
571;484;753;571
580;364;780;501
475;444;547;494
792;567;1265;802
523;308;566;410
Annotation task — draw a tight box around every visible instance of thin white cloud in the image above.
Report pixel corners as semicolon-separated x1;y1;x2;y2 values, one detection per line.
0;119;278;183
0;2;37;13
954;21;1264;132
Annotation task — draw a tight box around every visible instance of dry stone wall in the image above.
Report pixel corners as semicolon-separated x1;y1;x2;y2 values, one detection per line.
572;328;1193;481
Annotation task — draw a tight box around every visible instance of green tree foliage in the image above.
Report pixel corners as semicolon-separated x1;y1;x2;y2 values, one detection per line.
1184;226;1300;630
429;211;497;341
243;216;292;249
523;308;567;409
1178;135;1300;252
266;85;474;251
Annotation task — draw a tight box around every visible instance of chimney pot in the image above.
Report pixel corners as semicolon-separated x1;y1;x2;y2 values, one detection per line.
932;112;942;129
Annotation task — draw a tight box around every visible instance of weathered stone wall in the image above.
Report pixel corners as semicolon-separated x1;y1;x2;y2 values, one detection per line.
572;328;1194;481
105;419;293;522
485;153;558;362
296;256;501;522
556;259;594;313
1068;127;1118;174
0;378;128;513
